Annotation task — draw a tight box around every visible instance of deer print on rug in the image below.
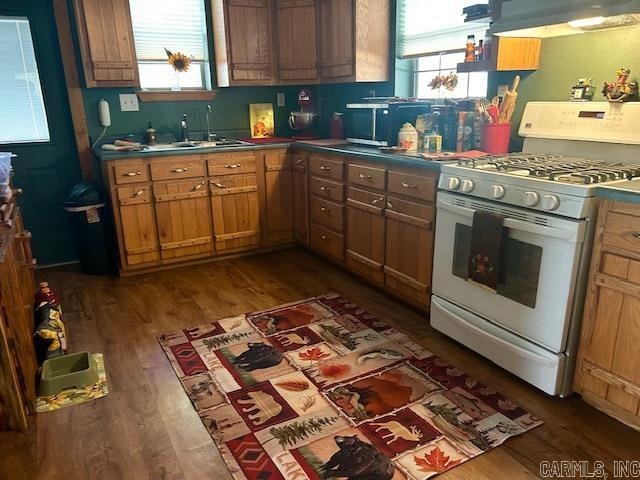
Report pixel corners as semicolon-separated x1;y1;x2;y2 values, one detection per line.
228;382;297;432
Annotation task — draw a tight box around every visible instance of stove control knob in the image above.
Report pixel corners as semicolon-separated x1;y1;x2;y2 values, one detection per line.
461;179;475;193
523;191;540;207
542;194;560;211
491;185;506;199
447;177;461;190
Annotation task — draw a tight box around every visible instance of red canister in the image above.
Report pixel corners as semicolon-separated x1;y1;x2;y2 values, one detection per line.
329;112;344;139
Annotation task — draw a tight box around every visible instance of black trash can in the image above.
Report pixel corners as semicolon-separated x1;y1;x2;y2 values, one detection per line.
63;182;112;274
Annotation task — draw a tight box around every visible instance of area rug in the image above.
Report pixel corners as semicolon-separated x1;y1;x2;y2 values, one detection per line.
158;293;542;479
36;353;108;413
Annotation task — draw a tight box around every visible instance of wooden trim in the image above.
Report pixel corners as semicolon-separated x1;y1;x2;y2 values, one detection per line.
53;0;94;182
594;272;640;297
582;391;640;432
346;250;383;271
582;361;640;400
383;266;428;292
385;209;432;229
160;237;212;251
214;230;261;241
137;90;218;102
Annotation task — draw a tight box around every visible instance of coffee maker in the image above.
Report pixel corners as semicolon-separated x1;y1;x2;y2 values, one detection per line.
289;89;319;140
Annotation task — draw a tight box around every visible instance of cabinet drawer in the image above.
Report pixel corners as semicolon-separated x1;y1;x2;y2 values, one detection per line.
388;170;436;201
347;187;386;210
309;156;344;180
207;154;257;176
310;223;344;262
113;161;149;184
349;163;386;190
150;156;205;180
116;185;152;205
310;195;344;232
310;176;344;202
602;211;640;255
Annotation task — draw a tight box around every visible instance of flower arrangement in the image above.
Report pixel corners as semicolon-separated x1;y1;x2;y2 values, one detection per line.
429;73;459;91
164;48;192;73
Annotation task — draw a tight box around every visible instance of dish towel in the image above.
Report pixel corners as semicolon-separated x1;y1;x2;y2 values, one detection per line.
468;210;505;291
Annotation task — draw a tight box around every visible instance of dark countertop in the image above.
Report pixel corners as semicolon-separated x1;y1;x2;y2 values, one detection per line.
96;141;449;172
596;179;640;205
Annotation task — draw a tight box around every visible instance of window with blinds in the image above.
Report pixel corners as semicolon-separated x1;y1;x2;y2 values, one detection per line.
0;17;50;144
397;0;489;99
129;0;211;90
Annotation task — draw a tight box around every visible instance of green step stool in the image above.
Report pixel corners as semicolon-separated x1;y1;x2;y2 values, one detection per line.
39;352;99;396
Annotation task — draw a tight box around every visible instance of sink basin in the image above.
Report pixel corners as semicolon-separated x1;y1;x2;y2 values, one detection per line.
143;139;253;152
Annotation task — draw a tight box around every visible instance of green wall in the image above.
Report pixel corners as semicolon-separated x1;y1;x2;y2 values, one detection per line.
489;25;640;150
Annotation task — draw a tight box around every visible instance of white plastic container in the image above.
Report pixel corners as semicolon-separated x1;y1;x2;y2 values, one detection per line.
397;123;418;152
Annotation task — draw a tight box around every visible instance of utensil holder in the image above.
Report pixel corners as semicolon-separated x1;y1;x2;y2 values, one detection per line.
482;123;511;154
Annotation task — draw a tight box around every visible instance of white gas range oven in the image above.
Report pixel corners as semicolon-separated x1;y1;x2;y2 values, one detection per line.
431;101;640;396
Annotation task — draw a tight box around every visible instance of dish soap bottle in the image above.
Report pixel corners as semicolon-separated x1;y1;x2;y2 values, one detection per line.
397;123;418;152
145;122;157;145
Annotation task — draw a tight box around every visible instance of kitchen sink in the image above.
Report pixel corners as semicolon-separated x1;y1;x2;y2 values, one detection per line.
143;139;253;151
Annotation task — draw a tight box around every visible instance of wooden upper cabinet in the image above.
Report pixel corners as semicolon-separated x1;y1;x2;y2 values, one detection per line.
73;0;139;87
317;0;390;83
212;0;274;86
275;0;318;82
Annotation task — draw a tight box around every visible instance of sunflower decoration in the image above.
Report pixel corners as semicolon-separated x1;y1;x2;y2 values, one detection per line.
164;48;192;73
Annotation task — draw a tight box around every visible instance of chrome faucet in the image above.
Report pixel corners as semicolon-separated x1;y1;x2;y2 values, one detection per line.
180;114;189;142
206;104;218;141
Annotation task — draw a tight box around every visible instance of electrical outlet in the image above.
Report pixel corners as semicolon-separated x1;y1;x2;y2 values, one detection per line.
277;93;285;107
119;93;139;112
497;85;509;98
369;89;376;97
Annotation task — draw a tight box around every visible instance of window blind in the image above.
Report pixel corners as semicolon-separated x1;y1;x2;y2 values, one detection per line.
0;17;50;144
129;0;208;61
397;0;490;57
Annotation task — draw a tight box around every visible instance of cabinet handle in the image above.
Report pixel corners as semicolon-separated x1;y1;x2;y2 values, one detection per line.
631;232;640;239
320;165;331;171
401;181;417;189
224;163;241;169
211;182;226;189
321;235;328;240
320;207;330;214
170;167;188;173
372;197;385;205
359;172;372;179
192;181;205;191
319;186;332;191
133;188;145;197
386;201;393;210
122;171;141;177
296;158;304;165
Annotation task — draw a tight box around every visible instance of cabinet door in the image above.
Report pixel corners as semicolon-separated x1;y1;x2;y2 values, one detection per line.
384;196;434;308
73;0;139;87
346;188;386;285
225;0;274;84
275;0;318;82
291;153;309;245
317;0;354;80
153;179;212;261
209;174;262;252
264;152;294;244
115;185;159;267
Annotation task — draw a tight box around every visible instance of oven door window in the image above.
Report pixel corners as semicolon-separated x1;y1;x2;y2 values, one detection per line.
452;223;542;308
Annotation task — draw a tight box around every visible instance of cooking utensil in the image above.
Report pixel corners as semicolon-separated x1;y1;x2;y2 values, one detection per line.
499;75;520;123
487;103;500;123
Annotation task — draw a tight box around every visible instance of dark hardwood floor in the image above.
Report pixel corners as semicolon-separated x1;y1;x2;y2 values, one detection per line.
1;248;639;479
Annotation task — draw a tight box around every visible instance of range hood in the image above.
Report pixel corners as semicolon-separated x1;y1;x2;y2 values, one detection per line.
490;0;640;38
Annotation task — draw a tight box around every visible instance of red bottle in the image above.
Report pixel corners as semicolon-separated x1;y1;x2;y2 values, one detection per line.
330;112;344;139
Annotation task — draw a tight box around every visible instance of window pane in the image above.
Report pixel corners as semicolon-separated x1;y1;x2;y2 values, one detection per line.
468;72;489;97
0;17;50;144
138;62;204;90
417;55;440;71
441;52;465;70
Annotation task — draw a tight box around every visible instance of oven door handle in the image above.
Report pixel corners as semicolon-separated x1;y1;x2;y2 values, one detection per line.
433;297;557;367
437;198;579;241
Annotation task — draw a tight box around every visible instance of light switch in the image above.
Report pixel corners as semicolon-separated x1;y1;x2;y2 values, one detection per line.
119;93;139;112
277;93;285;107
497;85;509;98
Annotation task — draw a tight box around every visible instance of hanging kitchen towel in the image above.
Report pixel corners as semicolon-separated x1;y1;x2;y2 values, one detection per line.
468;210;505;291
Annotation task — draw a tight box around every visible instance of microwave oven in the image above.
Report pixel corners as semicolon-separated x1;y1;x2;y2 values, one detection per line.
345;101;431;146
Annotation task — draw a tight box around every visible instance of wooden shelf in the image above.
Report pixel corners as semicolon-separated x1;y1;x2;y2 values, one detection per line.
136;90;217;102
457;59;495;73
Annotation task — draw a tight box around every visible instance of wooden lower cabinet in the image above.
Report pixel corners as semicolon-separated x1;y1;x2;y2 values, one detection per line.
384;196;434;309
346;188;386;285
575;200;640;430
209;174;262;253
114;184;159;268
153;179;212;261
264;151;294;245
291;151;309;245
